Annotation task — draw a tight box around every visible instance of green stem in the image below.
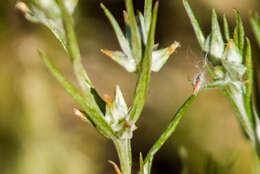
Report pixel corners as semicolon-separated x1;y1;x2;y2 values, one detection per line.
143;94;198;173
55;0;94;92
129;2;159;124
222;87;255;143
113;139;132;174
55;0;115;138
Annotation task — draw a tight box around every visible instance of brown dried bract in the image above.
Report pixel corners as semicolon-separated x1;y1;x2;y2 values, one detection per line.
73;108;88;122
108;160;121;174
125;121;133;128
101;49;114;59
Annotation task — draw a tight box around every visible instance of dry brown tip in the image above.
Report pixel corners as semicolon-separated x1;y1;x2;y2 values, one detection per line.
104;94;113;104
243;80;249;84
101;49;114;59
125;121;133;128
123;10;128;24
73;108;88;122
192;73;204;95
108;160;121;174
168;41;181;55
226;39;235;49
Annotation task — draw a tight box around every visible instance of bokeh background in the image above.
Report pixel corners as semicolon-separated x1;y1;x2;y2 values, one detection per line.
0;0;260;173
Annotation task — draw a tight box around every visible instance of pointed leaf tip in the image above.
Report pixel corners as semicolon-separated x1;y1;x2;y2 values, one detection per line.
234;10;245;54
151;41;180;72
16;1;30;14
101;49;136;72
100;49;114;58
209;8;224;58
245;38;253;110
183;0;205;49
103;94;113;104
250;11;260;48
73;108;95;125
223;14;230;42
108;160;121;174
101;4;133;60
126;0;142;63
168;41;181;54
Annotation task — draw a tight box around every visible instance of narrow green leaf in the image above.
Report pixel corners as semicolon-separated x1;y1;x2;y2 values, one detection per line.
56;0;80;62
44;21;69;54
38;50;115;138
183;0;205;50
253;105;260;157
235;10;245;55
138;11;147;44
250;12;260;48
101;3;133;59
19;1;106;120
211;9;222;40
123;10;132;42
56;0;107;114
144;0;153;36
144;94;198;173
56;0;93;88
245;38;253;116
16;2;69;54
233;26;239;47
255;76;260;114
126;0;142;64
129;2;159;123
139;153;144;174
223;14;230;42
210;9;224;58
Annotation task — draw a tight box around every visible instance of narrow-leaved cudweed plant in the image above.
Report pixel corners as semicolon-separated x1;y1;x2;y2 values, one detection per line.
15;0;260;173
15;0;201;173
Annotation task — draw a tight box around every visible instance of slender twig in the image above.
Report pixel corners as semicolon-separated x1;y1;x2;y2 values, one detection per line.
129;2;159;124
143;94;198;173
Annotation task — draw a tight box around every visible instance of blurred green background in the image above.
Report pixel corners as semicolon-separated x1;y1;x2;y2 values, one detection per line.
1;0;260;173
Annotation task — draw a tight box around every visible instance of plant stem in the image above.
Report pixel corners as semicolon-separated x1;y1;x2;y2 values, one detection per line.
143;94;198;173
222;87;255;143
55;0;115;138
129;2;159;124
113;139;132;174
55;0;94;91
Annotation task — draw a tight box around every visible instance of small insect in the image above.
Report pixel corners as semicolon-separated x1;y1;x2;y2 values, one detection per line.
191;51;208;95
192;72;205;95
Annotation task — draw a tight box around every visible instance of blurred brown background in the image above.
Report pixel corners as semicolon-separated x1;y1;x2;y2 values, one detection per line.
0;0;260;173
